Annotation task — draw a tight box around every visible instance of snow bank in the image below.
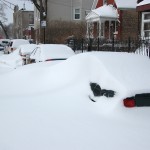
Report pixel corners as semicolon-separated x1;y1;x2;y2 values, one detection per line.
0;49;23;68
0;52;150;150
0;52;150;101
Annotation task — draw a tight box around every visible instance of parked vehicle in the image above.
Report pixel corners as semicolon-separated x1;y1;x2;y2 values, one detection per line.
30;44;75;63
0;44;36;68
0;44;4;51
0;48;23;68
0;52;150;150
4;39;30;54
0;39;11;47
0;39;11;52
18;44;37;64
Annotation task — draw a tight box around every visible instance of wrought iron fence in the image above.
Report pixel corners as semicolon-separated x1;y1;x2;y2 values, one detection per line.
66;37;150;58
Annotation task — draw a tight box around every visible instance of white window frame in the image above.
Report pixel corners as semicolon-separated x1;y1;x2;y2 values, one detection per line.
73;8;81;20
141;12;150;38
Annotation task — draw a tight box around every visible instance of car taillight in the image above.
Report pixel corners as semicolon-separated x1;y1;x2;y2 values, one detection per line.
123;98;135;107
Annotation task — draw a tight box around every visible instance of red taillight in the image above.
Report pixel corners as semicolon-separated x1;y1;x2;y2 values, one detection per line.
123;98;135;107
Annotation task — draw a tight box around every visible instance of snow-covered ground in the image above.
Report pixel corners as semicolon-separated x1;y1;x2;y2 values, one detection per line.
0;51;150;150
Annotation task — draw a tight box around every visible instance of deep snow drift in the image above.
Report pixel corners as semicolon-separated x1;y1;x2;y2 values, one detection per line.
0;52;150;150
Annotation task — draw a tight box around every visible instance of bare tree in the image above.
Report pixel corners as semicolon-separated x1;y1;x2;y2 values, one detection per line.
0;2;7;22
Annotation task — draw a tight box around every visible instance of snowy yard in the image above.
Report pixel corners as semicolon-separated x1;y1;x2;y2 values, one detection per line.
0;51;150;150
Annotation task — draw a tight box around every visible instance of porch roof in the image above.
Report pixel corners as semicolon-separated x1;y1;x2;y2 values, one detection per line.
136;0;150;11
86;4;119;22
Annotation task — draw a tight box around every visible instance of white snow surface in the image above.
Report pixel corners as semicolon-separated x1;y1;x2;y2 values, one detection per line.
30;44;75;62
10;39;30;49
115;0;137;9
0;49;23;68
0;52;150;150
86;4;118;21
19;44;37;55
137;0;150;6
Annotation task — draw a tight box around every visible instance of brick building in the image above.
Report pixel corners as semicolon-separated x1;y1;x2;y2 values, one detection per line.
13;5;34;40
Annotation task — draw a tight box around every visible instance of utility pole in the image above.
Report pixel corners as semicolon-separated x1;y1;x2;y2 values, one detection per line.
40;0;47;43
29;0;47;43
40;0;43;43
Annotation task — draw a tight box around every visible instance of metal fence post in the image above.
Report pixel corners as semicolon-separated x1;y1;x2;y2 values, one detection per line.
97;37;99;51
128;37;131;53
73;39;76;51
112;37;114;51
81;38;83;53
88;38;92;51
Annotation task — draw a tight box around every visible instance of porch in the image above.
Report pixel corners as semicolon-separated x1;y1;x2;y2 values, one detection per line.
86;4;119;40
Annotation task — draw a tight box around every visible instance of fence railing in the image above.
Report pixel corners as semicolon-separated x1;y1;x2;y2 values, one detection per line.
66;37;150;58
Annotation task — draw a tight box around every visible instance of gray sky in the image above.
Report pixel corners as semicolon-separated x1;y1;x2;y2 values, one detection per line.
3;0;34;24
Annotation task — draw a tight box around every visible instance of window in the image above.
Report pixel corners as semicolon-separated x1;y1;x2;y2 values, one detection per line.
141;12;150;37
29;14;34;24
74;8;81;20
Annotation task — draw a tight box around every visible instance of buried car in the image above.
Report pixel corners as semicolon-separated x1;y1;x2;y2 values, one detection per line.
0;44;37;68
0;52;150;150
86;52;150;108
29;44;75;63
4;39;30;54
18;44;37;64
0;49;23;68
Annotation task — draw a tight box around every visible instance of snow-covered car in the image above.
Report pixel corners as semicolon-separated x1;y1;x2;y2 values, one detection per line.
4;39;30;54
18;44;37;64
0;44;4;51
0;44;38;68
30;44;75;63
85;52;150;108
0;48;23;68
0;52;150;150
0;39;11;47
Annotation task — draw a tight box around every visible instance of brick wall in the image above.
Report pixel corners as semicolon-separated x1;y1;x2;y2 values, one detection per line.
120;10;139;40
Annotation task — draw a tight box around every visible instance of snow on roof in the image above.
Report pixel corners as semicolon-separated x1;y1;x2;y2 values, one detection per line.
19;44;37;55
137;0;150;6
10;39;30;48
86;4;118;22
30;44;75;62
115;0;137;9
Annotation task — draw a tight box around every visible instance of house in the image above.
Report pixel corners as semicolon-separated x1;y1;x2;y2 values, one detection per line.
13;5;34;40
34;0;94;43
136;0;150;38
86;0;138;40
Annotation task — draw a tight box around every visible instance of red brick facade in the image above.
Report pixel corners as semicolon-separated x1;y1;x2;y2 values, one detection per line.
96;0;115;8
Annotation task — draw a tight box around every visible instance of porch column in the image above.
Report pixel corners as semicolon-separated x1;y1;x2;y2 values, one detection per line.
109;20;111;40
98;19;101;38
86;22;89;38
